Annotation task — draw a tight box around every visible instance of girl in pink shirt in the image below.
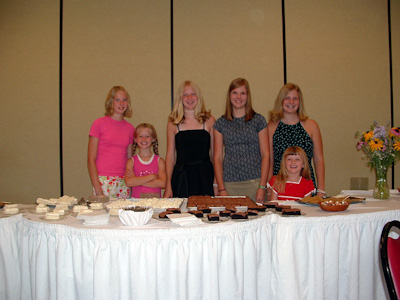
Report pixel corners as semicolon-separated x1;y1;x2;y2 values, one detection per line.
88;86;135;198
268;146;315;201
124;123;166;198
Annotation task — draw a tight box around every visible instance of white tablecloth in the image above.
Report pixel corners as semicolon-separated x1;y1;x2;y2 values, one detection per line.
1;191;400;300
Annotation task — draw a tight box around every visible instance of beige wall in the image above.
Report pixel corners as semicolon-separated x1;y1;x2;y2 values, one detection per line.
0;0;398;204
286;0;395;193
174;0;283;120
0;1;60;203
62;0;171;198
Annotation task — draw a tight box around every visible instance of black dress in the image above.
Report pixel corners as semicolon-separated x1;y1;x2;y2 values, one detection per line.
171;125;214;197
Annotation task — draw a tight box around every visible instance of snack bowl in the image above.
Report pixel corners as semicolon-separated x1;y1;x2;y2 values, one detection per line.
118;206;153;226
319;200;349;212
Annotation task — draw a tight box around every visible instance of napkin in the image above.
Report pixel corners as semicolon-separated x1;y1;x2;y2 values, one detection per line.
77;211;110;225
167;213;202;226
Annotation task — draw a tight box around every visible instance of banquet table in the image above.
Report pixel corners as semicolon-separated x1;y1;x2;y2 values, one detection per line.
1;190;400;300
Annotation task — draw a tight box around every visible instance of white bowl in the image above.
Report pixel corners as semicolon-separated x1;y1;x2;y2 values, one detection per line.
118;206;154;226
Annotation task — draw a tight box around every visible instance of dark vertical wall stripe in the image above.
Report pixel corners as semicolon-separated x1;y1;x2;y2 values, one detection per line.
170;0;174;109
59;0;64;196
388;0;394;188
281;0;287;84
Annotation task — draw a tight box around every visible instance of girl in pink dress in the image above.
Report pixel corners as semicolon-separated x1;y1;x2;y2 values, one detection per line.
268;146;315;201
124;123;166;198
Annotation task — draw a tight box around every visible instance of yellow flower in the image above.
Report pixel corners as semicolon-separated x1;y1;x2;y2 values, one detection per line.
394;141;400;151
369;138;383;151
363;130;374;141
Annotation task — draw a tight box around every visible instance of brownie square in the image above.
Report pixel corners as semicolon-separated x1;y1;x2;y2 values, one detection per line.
207;213;220;221
275;205;291;212
282;208;301;215
264;201;278;208
159;211;173;218
166;208;181;213
247;209;259;216
198;207;211;213
231;212;248;219
219;210;231;217
187;210;204;218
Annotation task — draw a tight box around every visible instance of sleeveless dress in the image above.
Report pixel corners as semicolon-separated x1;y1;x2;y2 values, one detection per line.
131;154;161;198
272;121;316;186
171;124;214;197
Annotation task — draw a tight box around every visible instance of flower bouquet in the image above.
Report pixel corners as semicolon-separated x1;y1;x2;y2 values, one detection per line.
355;122;400;199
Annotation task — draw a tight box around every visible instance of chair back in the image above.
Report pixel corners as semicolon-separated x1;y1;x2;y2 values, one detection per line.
380;220;400;300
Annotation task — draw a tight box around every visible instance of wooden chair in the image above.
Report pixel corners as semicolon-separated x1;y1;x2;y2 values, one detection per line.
380;220;400;300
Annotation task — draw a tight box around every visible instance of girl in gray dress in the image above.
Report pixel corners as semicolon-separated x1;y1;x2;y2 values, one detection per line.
213;78;269;203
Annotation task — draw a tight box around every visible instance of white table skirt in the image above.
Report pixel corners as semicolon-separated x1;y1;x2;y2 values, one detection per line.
1;192;400;300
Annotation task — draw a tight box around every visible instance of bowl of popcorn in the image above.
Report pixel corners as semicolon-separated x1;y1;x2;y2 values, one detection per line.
118;206;154;226
319;199;349;212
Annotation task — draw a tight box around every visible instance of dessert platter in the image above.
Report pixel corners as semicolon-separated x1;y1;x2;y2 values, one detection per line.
107;198;184;216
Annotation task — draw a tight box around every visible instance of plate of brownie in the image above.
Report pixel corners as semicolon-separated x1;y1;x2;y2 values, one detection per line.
203;213;229;223
230;211;250;221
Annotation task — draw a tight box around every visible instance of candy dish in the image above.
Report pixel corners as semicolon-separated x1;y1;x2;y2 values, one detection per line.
319;200;349;212
119;206;153;226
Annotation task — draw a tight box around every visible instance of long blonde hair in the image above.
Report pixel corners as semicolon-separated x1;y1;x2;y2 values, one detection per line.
133;123;159;155
104;86;133;118
223;78;255;121
268;83;308;122
168;80;211;125
273;146;311;193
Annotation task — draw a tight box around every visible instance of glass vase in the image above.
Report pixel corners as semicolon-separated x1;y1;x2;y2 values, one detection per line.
373;165;390;199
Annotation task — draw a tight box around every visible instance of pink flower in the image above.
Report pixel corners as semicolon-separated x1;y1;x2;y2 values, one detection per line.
357;141;365;150
390;127;400;137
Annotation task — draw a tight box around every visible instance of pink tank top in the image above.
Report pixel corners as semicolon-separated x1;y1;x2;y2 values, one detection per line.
131;154;161;198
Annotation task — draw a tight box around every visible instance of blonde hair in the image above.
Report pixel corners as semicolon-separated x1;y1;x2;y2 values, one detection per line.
168;80;211;125
223;78;255;121
268;83;308;122
104;86;133;118
273;146;311;193
133;123;159;155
